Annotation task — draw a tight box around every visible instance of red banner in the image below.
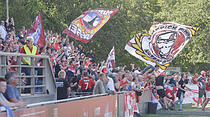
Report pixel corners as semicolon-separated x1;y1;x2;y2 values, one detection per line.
124;92;139;117
63;8;119;43
0;95;117;117
26;12;46;48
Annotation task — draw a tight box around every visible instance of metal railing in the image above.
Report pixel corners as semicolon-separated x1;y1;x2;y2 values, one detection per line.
0;52;56;103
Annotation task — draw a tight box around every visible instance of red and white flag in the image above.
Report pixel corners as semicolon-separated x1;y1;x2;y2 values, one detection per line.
26;12;46;48
106;46;116;73
124;92;139;117
63;8;119;43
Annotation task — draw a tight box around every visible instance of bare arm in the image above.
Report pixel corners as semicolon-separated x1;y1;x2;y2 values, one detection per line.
67;87;70;98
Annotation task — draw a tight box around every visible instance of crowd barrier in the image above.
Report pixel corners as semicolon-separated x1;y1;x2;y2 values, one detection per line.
0;52;57;104
0;90;152;117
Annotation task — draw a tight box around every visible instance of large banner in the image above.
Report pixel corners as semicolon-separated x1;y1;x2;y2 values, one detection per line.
63;8;119;43
124;92;139;117
125;22;198;70
26;13;46;48
106;46;116;73
0;95;117;117
183;84;210;104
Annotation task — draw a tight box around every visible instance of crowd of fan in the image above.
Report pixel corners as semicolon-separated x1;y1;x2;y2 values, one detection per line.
0;18;210;112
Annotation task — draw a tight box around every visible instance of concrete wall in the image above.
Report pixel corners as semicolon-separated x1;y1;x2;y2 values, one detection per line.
138;90;152;114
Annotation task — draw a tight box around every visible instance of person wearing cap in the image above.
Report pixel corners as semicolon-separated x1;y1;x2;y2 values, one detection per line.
2;71;27;106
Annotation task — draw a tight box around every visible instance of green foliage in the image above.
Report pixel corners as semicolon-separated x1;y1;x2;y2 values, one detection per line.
154;0;210;72
0;0;208;72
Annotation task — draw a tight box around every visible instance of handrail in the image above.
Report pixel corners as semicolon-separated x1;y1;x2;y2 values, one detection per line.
20;91;132;109
0;52;49;58
0;52;57;104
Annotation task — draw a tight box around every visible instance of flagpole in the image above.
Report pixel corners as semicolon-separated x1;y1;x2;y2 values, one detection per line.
6;0;9;19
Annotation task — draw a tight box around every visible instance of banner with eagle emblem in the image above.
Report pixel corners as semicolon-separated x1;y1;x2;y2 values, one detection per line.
125;22;198;70
63;8;119;43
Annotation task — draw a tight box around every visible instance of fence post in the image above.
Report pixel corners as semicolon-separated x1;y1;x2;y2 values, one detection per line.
118;92;125;117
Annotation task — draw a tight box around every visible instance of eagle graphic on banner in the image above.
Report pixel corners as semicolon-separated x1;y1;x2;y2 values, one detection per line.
125;22;198;70
63;8;119;43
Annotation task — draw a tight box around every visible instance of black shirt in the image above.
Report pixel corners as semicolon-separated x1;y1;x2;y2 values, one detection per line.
169;78;176;87
155;76;164;86
70;75;81;91
178;78;188;93
56;78;70;100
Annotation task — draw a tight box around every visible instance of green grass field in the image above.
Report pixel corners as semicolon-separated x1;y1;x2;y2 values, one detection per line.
144;104;210;117
144;114;209;117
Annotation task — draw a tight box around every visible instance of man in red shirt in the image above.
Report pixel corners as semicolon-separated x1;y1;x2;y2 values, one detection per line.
20;36;39;70
78;72;95;95
20;36;39;93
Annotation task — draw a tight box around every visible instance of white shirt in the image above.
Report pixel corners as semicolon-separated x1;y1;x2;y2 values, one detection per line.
107;77;115;91
0;25;7;39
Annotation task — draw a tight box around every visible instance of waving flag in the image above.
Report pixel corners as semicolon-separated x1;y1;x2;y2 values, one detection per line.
106;46;116;73
63;8;119;43
125;22;198;70
26;13;46;48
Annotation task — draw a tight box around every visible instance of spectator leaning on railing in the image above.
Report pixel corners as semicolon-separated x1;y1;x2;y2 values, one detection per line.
3;71;27;107
0;77;24;108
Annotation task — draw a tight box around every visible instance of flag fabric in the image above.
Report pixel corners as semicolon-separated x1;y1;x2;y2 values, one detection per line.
125;22;198;70
63;8;119;43
106;46;116;73
26;13;46;48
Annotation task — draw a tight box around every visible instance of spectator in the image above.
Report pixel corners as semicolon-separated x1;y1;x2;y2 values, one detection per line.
172;73;189;111
154;65;170;110
3;71;27;106
86;50;96;63
0;77;24;108
93;73;106;95
78;72;95;95
20;36;39;74
197;72;206;109
70;69;81;97
56;70;70;100
0;20;7;39
20;36;39;93
202;72;210;111
104;74;116;94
